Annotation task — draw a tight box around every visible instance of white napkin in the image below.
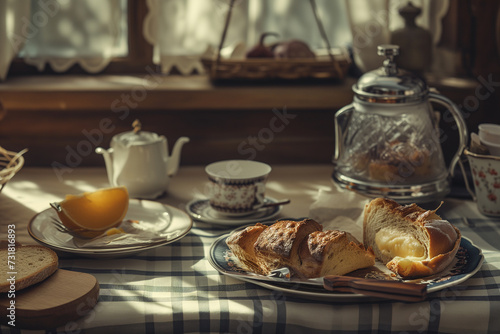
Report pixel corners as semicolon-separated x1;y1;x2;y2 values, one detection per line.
73;220;173;249
308;187;370;241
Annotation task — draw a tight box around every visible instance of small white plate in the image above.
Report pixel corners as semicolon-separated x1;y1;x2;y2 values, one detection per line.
186;197;282;225
28;199;193;258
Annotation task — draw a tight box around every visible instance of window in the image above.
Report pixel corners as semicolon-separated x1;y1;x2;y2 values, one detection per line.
8;0;153;76
4;0;454;79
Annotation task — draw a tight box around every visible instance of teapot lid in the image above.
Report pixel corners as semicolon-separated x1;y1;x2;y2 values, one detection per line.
112;120;163;147
353;45;428;103
113;131;162;147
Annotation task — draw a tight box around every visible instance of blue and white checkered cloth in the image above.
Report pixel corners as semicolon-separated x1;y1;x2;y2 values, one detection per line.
21;199;496;334
1;175;498;334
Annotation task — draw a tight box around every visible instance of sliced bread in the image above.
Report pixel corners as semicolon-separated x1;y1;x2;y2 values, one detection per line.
363;198;461;278
0;245;58;293
297;230;375;278
227;219;375;278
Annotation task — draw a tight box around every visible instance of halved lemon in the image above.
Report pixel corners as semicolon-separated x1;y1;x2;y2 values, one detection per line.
52;186;129;238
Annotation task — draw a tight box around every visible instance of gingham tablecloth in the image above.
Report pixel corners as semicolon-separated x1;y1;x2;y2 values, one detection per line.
0;166;499;333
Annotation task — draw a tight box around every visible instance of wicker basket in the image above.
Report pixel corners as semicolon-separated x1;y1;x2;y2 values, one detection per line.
201;54;350;80
0;147;27;193
202;0;350;81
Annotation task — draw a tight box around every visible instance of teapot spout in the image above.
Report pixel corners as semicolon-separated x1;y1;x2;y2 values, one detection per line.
95;147;115;186
167;137;190;177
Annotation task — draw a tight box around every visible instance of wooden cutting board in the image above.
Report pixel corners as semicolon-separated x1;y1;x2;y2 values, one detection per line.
0;269;99;330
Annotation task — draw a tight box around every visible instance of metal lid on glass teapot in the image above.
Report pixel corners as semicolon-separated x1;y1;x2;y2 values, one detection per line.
353;45;428;103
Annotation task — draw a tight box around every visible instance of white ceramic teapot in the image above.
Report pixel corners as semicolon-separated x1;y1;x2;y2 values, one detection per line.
95;121;189;199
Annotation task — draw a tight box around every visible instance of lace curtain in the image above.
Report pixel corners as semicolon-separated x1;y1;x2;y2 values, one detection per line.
144;0;352;74
145;0;449;75
0;0;449;79
0;0;30;80
0;0;126;80
21;0;127;73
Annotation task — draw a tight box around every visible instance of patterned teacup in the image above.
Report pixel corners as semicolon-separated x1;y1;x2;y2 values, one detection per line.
205;160;272;216
463;149;500;217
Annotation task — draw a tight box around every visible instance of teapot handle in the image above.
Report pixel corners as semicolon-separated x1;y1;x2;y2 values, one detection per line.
428;92;468;177
333;103;355;164
457;153;476;201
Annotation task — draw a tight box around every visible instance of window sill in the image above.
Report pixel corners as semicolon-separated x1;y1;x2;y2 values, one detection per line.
0;74;356;111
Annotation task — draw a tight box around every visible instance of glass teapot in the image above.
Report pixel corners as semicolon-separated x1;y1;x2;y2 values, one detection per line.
332;45;467;203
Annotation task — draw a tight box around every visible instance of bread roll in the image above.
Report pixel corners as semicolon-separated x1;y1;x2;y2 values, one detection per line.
297;230;375;278
363;198;461;278
226;223;268;275
253;219;322;276
226;219;375;278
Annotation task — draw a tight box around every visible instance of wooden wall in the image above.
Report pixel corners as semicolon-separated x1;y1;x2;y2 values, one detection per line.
0;74;498;169
0;76;354;168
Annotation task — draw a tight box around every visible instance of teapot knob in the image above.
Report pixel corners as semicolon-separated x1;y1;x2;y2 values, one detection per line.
377;44;400;75
132;119;142;134
377;44;400;58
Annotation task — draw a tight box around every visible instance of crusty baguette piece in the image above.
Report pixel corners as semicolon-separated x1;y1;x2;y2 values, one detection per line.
297;230;375;278
0;245;58;293
226;223;268;275
363;198;461;278
226;219;375;278
254;219;322;276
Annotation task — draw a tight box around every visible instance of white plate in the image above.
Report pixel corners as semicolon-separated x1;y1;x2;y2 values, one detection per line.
186;197;282;225
209;222;484;302
28;199;193;258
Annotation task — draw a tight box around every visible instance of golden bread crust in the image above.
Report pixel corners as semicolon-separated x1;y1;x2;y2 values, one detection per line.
226;219;375;278
363;198;461;278
254;219;322;258
226;223;268;275
254;219;322;276
305;230;346;262
297;230;375;278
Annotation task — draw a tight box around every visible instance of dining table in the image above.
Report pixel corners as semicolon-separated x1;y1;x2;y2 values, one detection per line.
0;164;499;334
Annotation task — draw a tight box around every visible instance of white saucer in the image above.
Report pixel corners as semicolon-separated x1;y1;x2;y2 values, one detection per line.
186;197;282;225
28;199;193;258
